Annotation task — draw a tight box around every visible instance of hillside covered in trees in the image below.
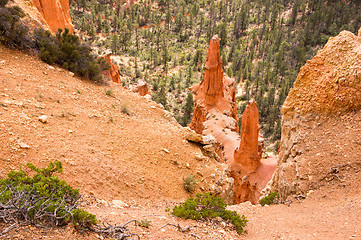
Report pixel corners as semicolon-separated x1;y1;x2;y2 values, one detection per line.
69;0;361;144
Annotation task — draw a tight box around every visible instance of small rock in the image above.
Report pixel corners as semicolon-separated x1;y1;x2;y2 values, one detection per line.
184;127;203;143
162;148;170;153
195;153;207;161
203;144;215;152
202;134;217;145
220;222;227;228
69;72;75;77
211;174;216;179
19;142;30;149
38;115;48;123
185;163;190;169
48;65;55;70
111;200;129;208
69;130;73;133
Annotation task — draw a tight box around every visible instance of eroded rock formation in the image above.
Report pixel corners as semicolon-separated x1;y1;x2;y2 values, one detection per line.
234;101;261;172
32;0;73;33
189;35;238;135
231;101;276;204
189;36;276;204
101;54;121;84
267;29;361;200
131;80;150;96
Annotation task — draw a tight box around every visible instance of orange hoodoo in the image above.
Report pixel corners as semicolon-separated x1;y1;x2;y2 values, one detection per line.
234;101;262;173
32;0;73;33
189;36;276;204
189;35;238;134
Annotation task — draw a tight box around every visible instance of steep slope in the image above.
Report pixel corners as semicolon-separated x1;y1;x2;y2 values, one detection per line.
268;29;361;200
0;45;227;203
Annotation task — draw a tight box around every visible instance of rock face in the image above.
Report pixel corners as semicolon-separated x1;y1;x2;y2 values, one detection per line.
32;0;73;33
101;54;121;84
189;36;276;204
268;29;361;200
131;80;150;96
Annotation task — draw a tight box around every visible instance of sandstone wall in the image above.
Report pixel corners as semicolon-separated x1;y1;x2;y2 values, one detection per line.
268;29;361;200
32;0;73;33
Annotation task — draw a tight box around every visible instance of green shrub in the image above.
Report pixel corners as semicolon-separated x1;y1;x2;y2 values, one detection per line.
183;174;197;193
35;28;105;84
136;219;152;228
0;4;32;49
71;208;97;230
105;88;114;97
0;161;96;230
259;192;280;206
172;192;248;234
0;3;105;84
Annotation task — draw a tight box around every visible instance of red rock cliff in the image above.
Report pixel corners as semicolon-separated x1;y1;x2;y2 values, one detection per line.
32;0;73;33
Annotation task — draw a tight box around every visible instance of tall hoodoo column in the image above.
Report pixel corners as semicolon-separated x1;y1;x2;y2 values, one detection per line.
188;36;275;204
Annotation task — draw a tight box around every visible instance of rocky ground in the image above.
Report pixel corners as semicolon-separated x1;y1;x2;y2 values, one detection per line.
1;46;360;239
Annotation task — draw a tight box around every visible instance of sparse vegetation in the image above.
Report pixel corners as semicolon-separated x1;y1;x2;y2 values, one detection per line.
121;102;131;115
172;192;248;234
259;192;280;206
136;219;152;228
0;162;141;239
105;88;114;97
183;174;197;193
0;161;96;230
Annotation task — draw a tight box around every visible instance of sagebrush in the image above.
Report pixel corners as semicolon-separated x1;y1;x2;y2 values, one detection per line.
0;161;96;229
172;192;248;234
259;192;280;206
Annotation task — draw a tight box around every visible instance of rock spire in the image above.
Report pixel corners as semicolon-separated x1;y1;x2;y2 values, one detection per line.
189;36;276;204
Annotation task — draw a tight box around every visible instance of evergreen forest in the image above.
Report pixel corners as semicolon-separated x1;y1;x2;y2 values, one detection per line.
69;0;361;144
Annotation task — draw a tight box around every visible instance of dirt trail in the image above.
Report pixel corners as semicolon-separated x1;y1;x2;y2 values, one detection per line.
0;46;360;239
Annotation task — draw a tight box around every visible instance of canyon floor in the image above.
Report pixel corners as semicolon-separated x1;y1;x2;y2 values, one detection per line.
0;46;360;239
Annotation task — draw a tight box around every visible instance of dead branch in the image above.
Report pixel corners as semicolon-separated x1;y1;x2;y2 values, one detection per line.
189;233;201;238
158;223;194;232
0;184;140;240
321;166;345;183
